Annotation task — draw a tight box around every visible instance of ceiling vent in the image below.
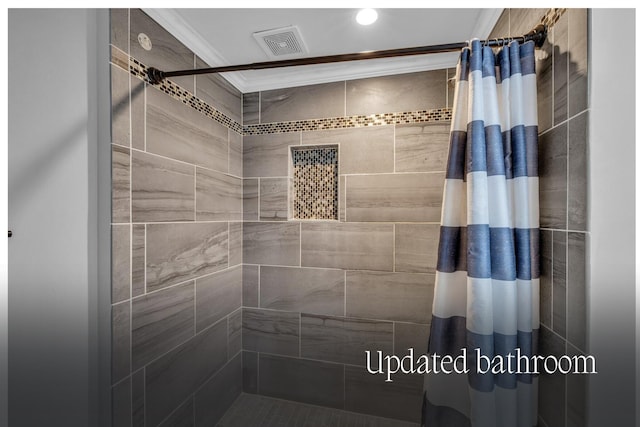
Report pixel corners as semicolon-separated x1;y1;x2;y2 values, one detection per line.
252;25;308;59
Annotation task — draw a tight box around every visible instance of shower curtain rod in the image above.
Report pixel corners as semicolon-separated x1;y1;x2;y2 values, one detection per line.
146;23;547;85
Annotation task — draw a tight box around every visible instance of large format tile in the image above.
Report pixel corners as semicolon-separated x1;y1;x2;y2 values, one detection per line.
395;123;450;173
538;325;566;427
229;222;242;266
394;322;430;359
195;168;241;221
132;370;145;427
260;266;344;316
540;229;553;328
145;319;228;427
552;231;567;338
346;173;444;222
242;92;259;125
132;282;195;371
111;64;130;147
129;9;194;91
301;222;393;271
301;126;394;174
112;302;131;384
242;308;299;357
110;9;128;53
132;225;145;297
242;265;259;308
131;75;145;151
568;9;588;117
301;314;393;366
131;150;195;222
242;351;258;394
539;123;567;229
195;56;242;124
566;343;587;427
567;232;586;352
568;112;588;231
260;177;289;221
259;354;345;409
261;82;345;123
346;70;446;116
112;377;132;427
228;309;242;357
345;365;423;423
194;355;242;427
395;224;440;273
553;12;569;125
195;266;242;332
346;271;434;323
146;87;228;173
146;222;228;292
243;132;299;178
112;145;130;223
243;179;259;221
243;222;300;266
536;18;554;134
229;130;242;178
112;224;131;303
158;398;194;427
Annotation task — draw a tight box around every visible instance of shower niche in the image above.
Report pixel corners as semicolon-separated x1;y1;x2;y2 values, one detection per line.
290;144;339;220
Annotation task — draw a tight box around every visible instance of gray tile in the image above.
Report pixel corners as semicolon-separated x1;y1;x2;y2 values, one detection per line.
567;233;586;352
132;150;195;222
110;9;129;53
509;9;547;41
131;76;145;150
568;112;588;231
339;175;346;222
568;9;588;117
394;322;429;358
195;56;242;124
395;123;450;173
259;354;345;409
346;271;434;324
346;173;444;222
242;308;299;357
345;365;423;423
488;9;509;38
346;70;446;116
146;222;228;292
146;87;228;173
194;355;242;427
228;309;242;358
129;9;194;91
260;177;289;221
112;224;131;303
242;351;258;394
112;302;131;384
158;398;194;427
131;369;144;427
243;222;300;267
243;92;259;125
111;64;130;147
244;132;299;178
195;266;242;332
229;130;242;178
301;222;393;271
132;225;145;298
553;12;569;125
540;229;552;328
395;224;439;273
145;318;228;427
553;231;567;338
301;314;393;366
132;282;195;371
301;126;394;174
536;22;554;134
242;265;259;308
447;68;455;109
195;168;241;221
229;222;242;266
243;179;259;221
260;266;344;316
538;325;566;427
566;343;587;427
112;145;130;223
261;82;345;123
112;377;132;427
539;123;567;229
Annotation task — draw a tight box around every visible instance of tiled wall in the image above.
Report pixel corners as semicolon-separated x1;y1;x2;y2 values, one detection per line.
241;70;453;424
490;9;589;427
110;9;243;427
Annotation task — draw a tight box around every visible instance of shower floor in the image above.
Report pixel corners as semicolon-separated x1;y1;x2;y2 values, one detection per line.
217;393;420;427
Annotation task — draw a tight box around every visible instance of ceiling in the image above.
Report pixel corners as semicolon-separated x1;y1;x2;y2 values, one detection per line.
144;8;503;93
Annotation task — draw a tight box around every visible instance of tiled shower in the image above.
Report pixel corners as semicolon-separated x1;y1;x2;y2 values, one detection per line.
110;8;588;427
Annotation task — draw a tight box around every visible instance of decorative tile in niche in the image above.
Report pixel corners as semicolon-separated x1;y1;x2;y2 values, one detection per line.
291;145;339;220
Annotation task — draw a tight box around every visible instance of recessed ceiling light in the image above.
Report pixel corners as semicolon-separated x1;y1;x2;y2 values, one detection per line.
356;9;378;26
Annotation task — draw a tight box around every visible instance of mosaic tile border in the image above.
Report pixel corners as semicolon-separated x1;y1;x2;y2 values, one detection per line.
541;8;567;28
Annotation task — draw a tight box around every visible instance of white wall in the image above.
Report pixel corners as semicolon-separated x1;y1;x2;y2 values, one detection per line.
7;9;111;425
588;9;636;426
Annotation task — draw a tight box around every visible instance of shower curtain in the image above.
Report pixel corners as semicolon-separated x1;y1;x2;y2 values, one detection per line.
423;39;540;427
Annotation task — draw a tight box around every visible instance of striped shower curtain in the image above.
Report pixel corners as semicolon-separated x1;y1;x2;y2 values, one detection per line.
423;39;540;427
